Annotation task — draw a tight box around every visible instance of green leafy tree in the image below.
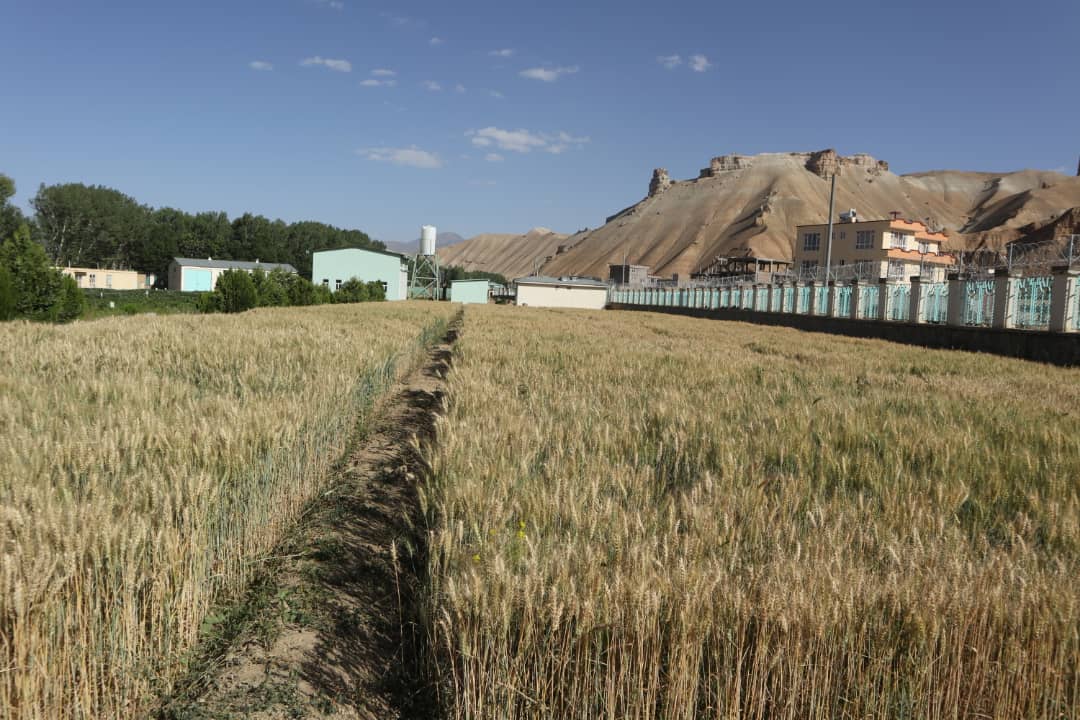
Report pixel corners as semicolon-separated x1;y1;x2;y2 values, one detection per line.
0;264;14;321
213;269;258;313
334;278;370;303
285;274;317;306
0;173;28;241
0;224;64;319
252;268;289;307
31;183;150;269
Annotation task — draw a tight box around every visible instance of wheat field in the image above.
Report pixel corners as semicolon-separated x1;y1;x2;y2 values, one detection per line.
423;305;1080;719
0;302;453;719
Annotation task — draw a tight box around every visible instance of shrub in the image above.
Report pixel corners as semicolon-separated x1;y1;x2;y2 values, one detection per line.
0;224;63;320
214;269;258;313
54;275;85;322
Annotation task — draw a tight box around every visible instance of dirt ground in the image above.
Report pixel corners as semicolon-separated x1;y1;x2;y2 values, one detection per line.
161;326;457;719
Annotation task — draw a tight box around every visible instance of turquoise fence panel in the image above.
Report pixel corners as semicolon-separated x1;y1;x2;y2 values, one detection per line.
861;285;880;319
1015;276;1052;329
782;286;795;313
709;289;718;309
963;280;995;327
720;287;730;307
770;286;782;311
814;286;829;315
835;285;852;318
730;287;740;308
924;283;948;324
798;285;811;314
1075;286;1080;331
889;284;911;322
754;289;767;311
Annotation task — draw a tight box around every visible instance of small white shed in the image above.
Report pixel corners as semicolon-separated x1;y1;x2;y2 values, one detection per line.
514;276;608;310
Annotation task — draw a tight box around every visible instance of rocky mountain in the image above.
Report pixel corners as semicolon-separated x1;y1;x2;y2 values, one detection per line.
437;228;570;279
447;150;1080;281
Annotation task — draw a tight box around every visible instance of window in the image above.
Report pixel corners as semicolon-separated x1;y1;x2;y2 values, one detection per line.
856;231;874;249
890;232;907;249
380;281;388;292
839;231;846;241
803;232;821;251
887;260;906;278
321;278;329;287
88;273;96;288
335;279;342;290
918;241;930;254
106;274;113;288
801;260;818;273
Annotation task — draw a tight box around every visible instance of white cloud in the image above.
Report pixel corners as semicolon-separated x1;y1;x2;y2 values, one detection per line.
519;65;579;82
301;56;352;72
359;146;442;169
430;36;443;46
249;60;273;71
424;80;442;91
657;54;681;70
371;68;396;77
689;54;711;72
489;48;515;58
454;83;466;93
360;78;396;87
545;132;591;155
485;153;504;162
466;127;589;154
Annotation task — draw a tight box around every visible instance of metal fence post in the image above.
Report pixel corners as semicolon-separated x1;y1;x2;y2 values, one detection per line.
991;268;1017;330
947;273;967;327
877;277;890;321
909;276;925;324
827;280;838;317
1049;265;1080;333
849;279;861;320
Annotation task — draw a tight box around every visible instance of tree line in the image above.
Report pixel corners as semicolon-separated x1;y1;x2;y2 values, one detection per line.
197;268;385;314
0;172;385;283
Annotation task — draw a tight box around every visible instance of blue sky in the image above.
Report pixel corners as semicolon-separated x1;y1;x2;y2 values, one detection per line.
2;0;1078;243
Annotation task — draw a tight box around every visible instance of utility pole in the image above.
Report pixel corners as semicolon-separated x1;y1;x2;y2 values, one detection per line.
824;172;837;282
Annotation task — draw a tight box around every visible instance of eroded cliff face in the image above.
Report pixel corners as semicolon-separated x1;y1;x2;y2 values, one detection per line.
648;168;672;197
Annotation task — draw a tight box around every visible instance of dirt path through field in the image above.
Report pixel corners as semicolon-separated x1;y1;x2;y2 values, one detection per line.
164;325;456;719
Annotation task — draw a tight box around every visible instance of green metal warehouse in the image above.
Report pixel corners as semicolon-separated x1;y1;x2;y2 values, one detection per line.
450;279;490;304
311;247;409;301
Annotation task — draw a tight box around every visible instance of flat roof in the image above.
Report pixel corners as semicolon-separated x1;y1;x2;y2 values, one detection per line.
450;278;490;284
312;246;407;261
515;275;608;289
172;257;298;272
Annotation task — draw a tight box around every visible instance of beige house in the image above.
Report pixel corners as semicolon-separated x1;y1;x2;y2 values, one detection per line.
59;267;148;290
515;276;608;309
793;216;955;282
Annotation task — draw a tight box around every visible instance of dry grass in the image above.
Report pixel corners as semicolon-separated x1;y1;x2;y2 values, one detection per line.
0;302;454;719
423;305;1080;719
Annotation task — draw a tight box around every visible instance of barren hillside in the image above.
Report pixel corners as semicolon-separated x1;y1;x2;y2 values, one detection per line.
453;150;1080;281
438;228;570;278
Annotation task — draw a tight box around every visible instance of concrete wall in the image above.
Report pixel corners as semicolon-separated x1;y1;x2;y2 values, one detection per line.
450;280;489;304
311;248;407;300
517;284;607;309
60;267;144;290
607;303;1080;367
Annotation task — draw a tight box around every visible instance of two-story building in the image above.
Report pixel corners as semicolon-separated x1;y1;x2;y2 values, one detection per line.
793;214;954;282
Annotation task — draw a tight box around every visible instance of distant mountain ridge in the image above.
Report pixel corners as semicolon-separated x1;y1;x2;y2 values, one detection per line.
437;228;570;279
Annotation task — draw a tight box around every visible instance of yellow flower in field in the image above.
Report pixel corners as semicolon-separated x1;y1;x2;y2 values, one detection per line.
516;529;526;540
472;553;481;563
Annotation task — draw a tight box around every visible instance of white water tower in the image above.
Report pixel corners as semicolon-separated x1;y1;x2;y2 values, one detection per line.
411;224;441;300
420;224;437;255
